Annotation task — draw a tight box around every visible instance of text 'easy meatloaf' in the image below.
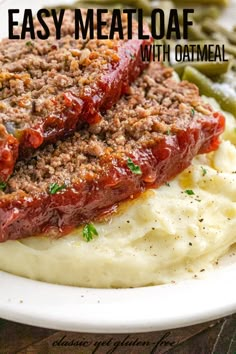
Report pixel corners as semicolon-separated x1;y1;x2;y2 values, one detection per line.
0;62;225;242
0;9;151;182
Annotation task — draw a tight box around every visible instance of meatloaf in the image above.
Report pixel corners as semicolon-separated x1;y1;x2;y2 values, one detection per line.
0;9;151;182
0;62;225;242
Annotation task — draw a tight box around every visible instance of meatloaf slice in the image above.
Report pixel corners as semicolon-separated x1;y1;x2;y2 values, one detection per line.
0;62;225;242
0;9;151;181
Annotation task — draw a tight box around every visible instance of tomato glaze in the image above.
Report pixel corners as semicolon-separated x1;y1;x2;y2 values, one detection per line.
0;112;225;242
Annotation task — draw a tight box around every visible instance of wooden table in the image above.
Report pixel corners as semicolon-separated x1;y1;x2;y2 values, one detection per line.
0;314;235;353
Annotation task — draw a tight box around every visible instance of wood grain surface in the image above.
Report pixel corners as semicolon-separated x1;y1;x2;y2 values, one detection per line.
0;314;235;354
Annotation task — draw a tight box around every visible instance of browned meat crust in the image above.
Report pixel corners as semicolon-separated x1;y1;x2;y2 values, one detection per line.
0;62;225;242
0;9;152;181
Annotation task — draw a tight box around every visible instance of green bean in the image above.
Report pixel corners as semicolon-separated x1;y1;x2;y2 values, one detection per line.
171;0;228;6
188;21;209;41
178;6;220;25
224;44;236;57
202;19;236;45
177;14;208;41
231;59;236;70
182;66;236;115
210;32;227;42
192;6;221;22
174;59;232;78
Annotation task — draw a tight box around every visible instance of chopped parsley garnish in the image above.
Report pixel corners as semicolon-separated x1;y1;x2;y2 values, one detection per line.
25;41;33;47
130;53;135;59
48;183;66;195
165;182;170;187
191;108;195;117
166;129;171;136
185;189;195;195
201;166;207;176
83;223;98;242
0;182;7;191
127;158;142;175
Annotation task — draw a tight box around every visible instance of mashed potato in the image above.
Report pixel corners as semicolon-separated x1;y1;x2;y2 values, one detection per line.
0;97;235;288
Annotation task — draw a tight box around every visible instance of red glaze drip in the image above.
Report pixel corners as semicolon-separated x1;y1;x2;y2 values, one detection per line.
0;126;19;182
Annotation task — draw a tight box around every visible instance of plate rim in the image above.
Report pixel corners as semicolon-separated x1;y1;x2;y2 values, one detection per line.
0;262;236;333
0;0;236;334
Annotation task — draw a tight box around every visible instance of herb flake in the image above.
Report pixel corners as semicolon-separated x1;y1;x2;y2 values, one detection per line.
49;183;66;195
166;129;171;136
201;166;207;176
127;158;142;175
83;223;98;242
0;182;7;191
185;189;195;195
191;108;195;117
25;41;33;47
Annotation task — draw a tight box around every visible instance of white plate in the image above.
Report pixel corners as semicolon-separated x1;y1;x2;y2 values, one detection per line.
0;259;236;333
0;0;236;333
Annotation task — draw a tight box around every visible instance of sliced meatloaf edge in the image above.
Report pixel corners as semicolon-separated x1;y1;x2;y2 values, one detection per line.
0;62;225;242
0;9;152;181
